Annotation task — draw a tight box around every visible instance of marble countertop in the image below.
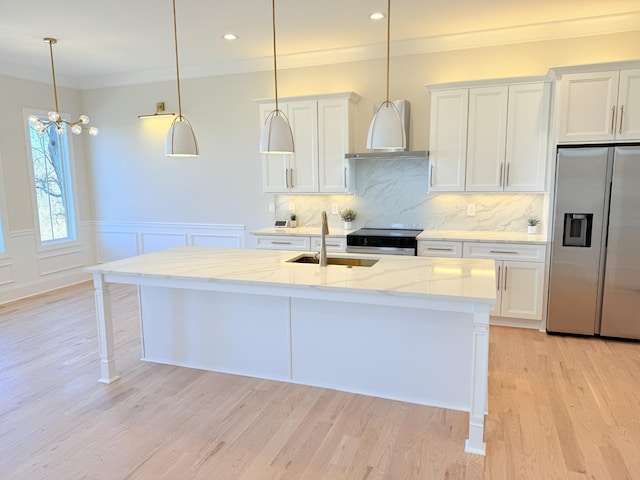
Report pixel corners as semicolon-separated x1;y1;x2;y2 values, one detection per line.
86;247;496;304
251;227;353;237
417;230;547;244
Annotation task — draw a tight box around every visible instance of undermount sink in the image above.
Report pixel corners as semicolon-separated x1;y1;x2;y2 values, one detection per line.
286;254;379;268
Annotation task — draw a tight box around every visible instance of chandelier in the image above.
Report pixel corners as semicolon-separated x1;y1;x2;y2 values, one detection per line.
29;38;98;137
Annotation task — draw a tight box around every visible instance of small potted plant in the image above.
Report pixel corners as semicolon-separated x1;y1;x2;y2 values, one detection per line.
289;213;297;228
527;216;540;234
340;208;357;230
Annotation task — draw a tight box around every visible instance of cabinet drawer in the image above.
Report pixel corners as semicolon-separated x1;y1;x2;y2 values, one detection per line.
418;240;463;258
463;242;546;262
310;236;346;252
255;235;311;251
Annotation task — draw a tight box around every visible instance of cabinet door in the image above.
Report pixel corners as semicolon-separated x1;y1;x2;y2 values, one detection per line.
505;83;550;192
616;69;640;141
428;89;468;192
318;99;350;193
558;71;620;143
260;103;289;192
500;261;545;320
465;86;508;192
288;101;318;193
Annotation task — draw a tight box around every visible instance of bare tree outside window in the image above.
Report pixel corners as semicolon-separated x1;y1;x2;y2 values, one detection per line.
27;118;74;243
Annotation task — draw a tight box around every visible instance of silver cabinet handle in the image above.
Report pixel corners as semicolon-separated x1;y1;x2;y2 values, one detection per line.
619;105;625;134
504;266;508;291
272;241;292;245
506;163;510;187
284;168;289;188
610;106;616;134
429;164;434;187
427;247;454;251
489;250;518;254
326;243;340;247
290;168;294;188
497;265;501;290
344;167;347;188
499;163;504;187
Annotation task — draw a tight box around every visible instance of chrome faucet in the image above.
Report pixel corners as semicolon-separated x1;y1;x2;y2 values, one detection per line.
319;211;329;267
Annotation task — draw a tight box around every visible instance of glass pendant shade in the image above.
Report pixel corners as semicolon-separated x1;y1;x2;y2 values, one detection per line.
260;110;294;154
366;101;406;150
165;116;199;157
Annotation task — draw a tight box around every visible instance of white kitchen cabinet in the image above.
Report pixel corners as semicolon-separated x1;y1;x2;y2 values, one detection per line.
310;236;347;252
258;93;359;194
428;89;468;192
254;234;311;251
465;86;508;192
318;99;354;193
504;83;550;192
417;240;463;258
259;102;317;193
428;81;550;193
463;242;546;320
558;69;640;143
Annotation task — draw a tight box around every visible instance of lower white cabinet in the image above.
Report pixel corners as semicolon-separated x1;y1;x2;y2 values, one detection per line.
463;242;546;321
254;235;311;251
254;234;346;253
492;260;545;320
417;240;463;257
310;236;347;252
419;240;546;322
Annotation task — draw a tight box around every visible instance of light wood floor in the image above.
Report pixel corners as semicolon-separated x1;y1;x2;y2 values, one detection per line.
1;283;639;480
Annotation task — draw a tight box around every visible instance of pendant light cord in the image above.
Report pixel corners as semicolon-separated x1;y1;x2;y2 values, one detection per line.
271;0;279;112
386;0;391;103
172;0;183;118
46;38;60;113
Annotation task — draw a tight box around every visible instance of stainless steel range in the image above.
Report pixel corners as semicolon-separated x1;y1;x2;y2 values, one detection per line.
346;228;423;256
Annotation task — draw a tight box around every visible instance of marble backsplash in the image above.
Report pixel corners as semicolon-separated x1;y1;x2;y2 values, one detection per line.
272;158;546;233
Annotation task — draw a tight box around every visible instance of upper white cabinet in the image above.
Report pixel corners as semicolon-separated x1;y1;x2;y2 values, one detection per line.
428;81;550;193
257;93;359;194
428;89;468;192
558;69;640;143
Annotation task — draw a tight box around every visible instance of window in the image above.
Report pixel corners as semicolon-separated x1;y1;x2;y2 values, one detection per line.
26;114;76;245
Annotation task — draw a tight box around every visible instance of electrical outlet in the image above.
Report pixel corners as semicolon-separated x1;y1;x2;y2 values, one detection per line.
268;202;275;214
467;203;476;216
288;203;294;212
331;204;339;215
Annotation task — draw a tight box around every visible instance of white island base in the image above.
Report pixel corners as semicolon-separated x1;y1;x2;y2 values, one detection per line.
88;248;494;455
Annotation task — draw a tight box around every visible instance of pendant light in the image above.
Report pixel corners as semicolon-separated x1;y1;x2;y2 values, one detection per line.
164;0;199;157
259;0;294;154
366;0;406;151
28;38;98;137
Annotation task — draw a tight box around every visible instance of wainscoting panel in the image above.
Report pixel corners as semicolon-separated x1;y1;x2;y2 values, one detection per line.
94;221;245;263
0;260;13;286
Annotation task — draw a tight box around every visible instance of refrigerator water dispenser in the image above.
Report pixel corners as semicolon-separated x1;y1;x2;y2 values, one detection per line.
563;213;592;247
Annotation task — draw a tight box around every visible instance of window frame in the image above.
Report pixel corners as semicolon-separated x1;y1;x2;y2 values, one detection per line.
23;108;81;252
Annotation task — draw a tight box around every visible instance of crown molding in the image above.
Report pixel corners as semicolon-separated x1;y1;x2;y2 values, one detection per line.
2;11;639;90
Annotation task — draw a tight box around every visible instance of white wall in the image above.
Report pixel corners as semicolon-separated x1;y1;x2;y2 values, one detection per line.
1;29;639;303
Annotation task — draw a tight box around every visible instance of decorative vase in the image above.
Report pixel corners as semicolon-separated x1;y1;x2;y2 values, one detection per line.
343;221;353;230
527;225;537;234
290;220;297;228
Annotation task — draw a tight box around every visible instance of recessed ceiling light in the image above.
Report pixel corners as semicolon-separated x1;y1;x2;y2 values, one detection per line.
223;33;238;40
369;12;384;20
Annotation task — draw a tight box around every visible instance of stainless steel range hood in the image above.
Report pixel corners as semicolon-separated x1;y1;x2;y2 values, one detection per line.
345;150;428;160
346;99;428;159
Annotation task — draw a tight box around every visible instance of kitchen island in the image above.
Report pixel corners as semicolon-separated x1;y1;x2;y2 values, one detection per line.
86;247;495;455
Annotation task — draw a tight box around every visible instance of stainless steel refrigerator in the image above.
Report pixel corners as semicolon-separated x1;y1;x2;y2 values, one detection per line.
548;145;640;339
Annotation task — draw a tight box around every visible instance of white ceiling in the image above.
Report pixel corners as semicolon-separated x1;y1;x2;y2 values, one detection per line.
1;0;639;89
